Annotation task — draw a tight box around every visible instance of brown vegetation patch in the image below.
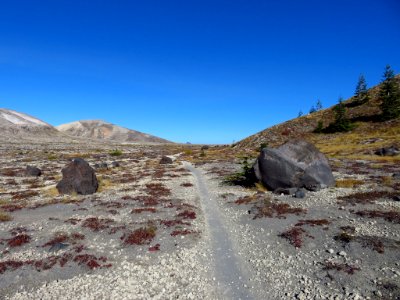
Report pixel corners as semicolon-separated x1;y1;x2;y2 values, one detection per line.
121;226;156;245
131;207;157;214
11;190;39;200
279;227;311;248
0;210;12;222
170;229;196;236
253;201;306;219
322;261;360;275
7;234;31;247
42;232;85;248
145;183;171;197
148;244;160;252
159;219;190;228
337;190;397;206
177;210;196;219
353;209;400;224
180;182;194;187
82;217;115;231
295;219;331;227
0;203;25;212
335;178;364;188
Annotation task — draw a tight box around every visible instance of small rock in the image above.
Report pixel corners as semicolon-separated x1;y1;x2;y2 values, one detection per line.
25;166;42;177
294;188;306;199
159;156;173;164
111;161;120;168
327;249;334;254
338;251;347;257
393;195;400;202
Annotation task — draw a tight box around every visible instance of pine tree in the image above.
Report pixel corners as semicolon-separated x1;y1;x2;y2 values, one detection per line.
324;98;354;133
309;106;316;114
316;99;323;111
298;110;303;118
354;74;369;105
380;65;400;120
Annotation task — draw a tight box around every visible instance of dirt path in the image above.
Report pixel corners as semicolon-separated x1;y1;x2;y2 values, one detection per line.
184;162;254;300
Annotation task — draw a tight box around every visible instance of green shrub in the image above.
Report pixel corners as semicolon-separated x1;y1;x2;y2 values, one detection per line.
109;149;123;156
224;157;257;187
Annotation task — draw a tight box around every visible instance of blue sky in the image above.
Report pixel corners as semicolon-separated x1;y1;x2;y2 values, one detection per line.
1;0;399;144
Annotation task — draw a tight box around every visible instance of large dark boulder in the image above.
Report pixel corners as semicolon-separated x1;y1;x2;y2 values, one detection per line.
253;139;335;192
56;158;98;195
25;166;42;177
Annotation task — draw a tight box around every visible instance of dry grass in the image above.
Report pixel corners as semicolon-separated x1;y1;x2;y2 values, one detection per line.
0;210;12;222
335;179;364;188
97;177;115;192
42;186;59;197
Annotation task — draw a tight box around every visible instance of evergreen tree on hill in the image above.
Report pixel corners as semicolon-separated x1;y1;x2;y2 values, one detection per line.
380;65;400;120
354;74;369;105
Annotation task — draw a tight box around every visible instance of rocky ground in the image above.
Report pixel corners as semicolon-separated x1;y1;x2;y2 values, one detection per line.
0;142;399;299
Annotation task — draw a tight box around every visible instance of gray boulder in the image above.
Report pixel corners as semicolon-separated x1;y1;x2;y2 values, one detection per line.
56;158;98;195
253;139;335;192
25;166;42;177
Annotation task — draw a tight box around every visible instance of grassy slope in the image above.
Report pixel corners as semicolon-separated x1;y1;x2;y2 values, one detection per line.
234;76;400;163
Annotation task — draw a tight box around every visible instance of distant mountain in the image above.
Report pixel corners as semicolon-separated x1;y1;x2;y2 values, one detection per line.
0;108;62;142
56;120;172;144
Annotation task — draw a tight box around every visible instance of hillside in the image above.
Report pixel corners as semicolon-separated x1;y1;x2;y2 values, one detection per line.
0;108;63;142
56;120;172;144
234;75;400;160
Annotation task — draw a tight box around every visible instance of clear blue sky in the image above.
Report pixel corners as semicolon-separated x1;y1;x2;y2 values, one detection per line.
1;0;399;144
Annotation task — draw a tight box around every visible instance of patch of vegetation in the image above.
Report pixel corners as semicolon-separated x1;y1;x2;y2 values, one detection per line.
177;210;196;220
223;157;257;187
295;219;331;227
335;178;364;188
131;207;157;214
337;190;397;206
322;261;360;275
253;199;306;219
109;149;123;157
82;217;115;232
7;234;31;247
170;229;196;236
320;98;356;133
380;65;400;121
121;226;156;245
160;219;190;227
145;182;171;197
353;209;400;224
279;227;309;248
0;210;12;222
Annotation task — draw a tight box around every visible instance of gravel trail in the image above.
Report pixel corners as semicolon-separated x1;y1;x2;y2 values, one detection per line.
184;162;254;300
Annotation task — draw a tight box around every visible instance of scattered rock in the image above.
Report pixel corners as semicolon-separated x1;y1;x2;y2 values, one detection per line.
393;195;400;202
111;161;120;168
275;187;297;195
56;158;99;195
327;249;334;254
160;156;173;164
393;173;400;179
294;188;306;199
374;146;399;156
94;162;108;169
25;165;42;177
338;251;347;257
253;139;335;191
